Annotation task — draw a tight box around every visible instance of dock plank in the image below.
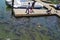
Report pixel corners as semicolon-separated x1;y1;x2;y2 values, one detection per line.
13;9;54;17
13;9;60;17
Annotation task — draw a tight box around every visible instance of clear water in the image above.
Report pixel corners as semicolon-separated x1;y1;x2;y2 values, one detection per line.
0;0;60;40
0;0;6;18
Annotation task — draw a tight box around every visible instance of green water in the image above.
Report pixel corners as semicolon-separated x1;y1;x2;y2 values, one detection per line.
0;0;60;40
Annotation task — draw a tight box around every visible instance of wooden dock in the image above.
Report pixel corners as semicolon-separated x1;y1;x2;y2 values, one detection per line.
13;0;60;17
13;9;60;17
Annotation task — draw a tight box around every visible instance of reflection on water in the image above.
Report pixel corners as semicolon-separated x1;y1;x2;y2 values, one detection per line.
0;0;60;40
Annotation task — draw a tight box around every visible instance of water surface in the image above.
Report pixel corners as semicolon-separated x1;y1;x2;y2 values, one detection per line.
0;0;60;40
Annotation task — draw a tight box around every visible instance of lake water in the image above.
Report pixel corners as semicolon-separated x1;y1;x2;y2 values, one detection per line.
0;0;60;40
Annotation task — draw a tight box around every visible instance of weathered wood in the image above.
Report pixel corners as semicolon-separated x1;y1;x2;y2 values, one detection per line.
13;0;60;17
13;9;60;17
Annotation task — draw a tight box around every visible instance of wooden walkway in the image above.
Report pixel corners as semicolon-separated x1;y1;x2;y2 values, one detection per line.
13;0;60;17
13;9;60;17
13;9;47;17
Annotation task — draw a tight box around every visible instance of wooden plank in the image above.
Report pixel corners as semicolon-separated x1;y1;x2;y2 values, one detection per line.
13;9;60;17
13;9;53;17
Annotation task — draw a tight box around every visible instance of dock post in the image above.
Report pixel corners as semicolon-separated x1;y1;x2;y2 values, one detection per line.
12;0;14;16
